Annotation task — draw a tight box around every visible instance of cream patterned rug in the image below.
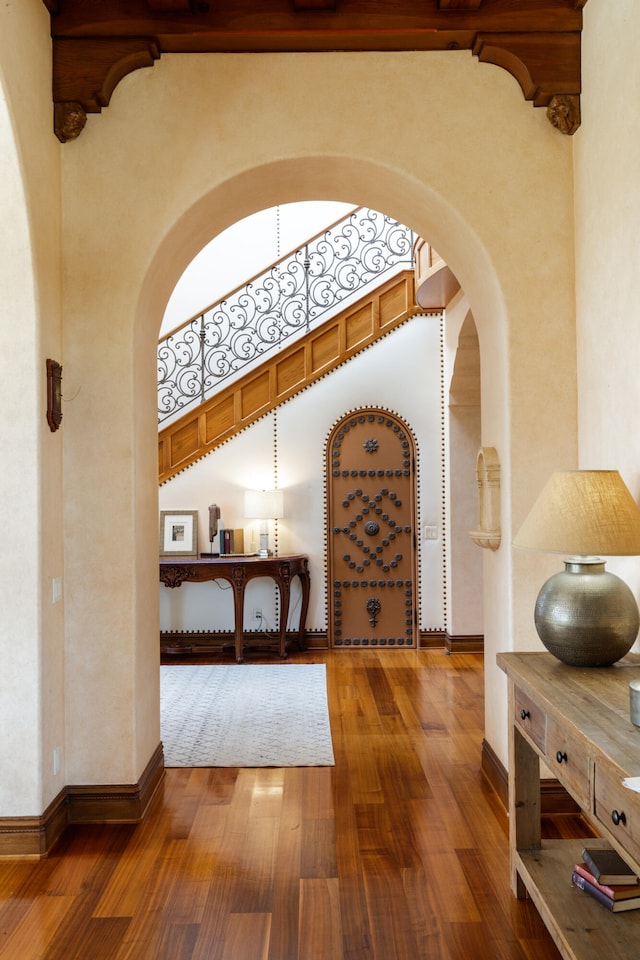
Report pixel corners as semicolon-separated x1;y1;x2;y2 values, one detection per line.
160;663;335;767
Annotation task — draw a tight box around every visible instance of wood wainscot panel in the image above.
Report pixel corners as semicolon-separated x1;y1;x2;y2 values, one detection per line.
275;347;306;397
379;276;414;327
169;417;200;468
205;393;236;444
240;370;271;420
310;325;341;372
344;302;375;351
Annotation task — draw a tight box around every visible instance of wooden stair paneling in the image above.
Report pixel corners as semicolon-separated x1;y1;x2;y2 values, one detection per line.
158;272;418;484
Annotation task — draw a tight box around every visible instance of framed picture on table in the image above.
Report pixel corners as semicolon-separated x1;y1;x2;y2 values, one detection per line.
159;510;198;556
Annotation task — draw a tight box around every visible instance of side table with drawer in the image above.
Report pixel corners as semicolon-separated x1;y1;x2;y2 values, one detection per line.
498;651;640;960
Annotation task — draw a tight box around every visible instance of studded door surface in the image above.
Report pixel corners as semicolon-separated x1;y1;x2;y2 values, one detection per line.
327;409;417;649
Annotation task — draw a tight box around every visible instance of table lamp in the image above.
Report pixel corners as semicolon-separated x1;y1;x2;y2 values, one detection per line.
513;470;640;666
244;489;284;557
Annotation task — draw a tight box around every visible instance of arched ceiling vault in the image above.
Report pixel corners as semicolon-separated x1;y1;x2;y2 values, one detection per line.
42;0;586;143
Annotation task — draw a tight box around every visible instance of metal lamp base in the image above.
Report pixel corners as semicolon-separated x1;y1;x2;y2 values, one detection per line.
534;559;639;667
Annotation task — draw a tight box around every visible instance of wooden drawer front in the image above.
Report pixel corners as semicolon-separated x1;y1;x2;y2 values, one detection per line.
545;718;591;808
514;686;546;751
594;756;640;867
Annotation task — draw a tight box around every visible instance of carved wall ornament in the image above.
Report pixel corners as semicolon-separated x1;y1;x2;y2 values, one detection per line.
469;446;501;551
54;102;87;143
546;94;581;137
366;597;381;627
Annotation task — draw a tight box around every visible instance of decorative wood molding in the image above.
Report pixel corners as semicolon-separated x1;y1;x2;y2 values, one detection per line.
158;272;419;484
44;1;587;140
418;630;447;649
66;742;165;825
161;628;329;655
445;632;484;653
0;744;164;859
481;736;508;809
53;37;160;141
0;788;68;859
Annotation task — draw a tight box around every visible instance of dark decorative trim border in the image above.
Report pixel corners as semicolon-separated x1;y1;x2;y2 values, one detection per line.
481;738;581;816
161;629;481;655
161;628;329;654
445;633;484;654
418;629;447;649
0;743;165;859
46;3;586;139
66;743;165;825
0;788;69;859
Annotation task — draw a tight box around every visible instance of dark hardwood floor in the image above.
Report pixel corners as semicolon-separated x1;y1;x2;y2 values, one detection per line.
0;650;591;959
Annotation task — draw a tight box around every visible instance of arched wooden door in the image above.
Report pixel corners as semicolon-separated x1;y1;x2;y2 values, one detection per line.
327;408;418;649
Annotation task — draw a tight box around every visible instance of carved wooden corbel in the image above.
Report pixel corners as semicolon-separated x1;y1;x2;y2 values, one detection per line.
44;0;586;140
53;37;161;143
54;102;86;143
546;94;581;136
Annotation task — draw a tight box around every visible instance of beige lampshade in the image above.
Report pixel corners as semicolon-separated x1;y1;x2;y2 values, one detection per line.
244;489;284;520
513;470;640;556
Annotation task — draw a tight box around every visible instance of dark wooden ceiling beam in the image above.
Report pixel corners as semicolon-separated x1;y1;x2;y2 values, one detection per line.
44;1;587;142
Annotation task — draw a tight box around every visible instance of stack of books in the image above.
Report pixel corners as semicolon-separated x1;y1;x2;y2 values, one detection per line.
219;528;245;555
572;847;640;913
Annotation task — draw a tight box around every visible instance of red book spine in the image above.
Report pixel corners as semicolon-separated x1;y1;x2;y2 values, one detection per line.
574;862;640;901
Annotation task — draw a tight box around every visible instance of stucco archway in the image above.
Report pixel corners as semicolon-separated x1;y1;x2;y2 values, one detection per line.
134;152;512;755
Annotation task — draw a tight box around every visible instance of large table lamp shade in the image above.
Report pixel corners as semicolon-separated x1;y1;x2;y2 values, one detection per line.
513;470;640;666
244;489;284;557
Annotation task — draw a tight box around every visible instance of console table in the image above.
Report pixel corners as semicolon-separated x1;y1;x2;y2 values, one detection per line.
498;651;640;960
160;554;310;662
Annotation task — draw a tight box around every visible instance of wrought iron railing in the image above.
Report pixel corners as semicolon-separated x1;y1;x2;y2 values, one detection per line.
158;207;414;424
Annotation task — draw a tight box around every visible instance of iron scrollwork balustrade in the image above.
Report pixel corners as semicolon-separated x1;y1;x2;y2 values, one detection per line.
157;208;414;423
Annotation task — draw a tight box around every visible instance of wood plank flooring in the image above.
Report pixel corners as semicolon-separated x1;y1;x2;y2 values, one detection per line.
0;650;591;959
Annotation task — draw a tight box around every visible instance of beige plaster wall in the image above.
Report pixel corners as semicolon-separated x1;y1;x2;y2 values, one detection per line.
0;0;64;815
443;296;484;638
58;47;577;782
574;1;640;623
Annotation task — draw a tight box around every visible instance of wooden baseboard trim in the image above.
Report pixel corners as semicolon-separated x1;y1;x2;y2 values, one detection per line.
67;742;165;824
0;788;69;859
481;737;508;809
417;631;484;653
161;629;329;654
481;738;581;815
445;633;484;653
418;630;446;649
0;743;165;859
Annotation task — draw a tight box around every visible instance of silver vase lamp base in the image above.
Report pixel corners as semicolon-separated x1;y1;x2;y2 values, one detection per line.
534;557;639;667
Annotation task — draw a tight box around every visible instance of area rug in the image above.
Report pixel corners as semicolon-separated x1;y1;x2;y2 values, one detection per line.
160;663;335;767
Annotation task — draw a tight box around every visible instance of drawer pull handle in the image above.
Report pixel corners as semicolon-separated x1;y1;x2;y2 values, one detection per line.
612;809;627;827
556;751;567;764
520;709;530;720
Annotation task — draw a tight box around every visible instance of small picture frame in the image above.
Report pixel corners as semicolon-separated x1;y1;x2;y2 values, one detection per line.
159;510;198;556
